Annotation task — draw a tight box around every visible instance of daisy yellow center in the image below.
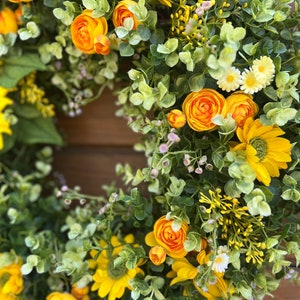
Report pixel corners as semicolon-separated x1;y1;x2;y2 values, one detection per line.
108;257;127;279
249;137;268;161
258;66;265;72
246;76;255;87
226;75;234;82
215;256;224;264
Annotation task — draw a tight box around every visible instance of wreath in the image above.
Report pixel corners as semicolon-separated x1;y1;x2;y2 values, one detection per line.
0;0;299;299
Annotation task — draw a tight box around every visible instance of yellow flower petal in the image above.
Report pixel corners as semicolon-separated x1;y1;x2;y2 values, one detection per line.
145;231;157;247
233;118;291;186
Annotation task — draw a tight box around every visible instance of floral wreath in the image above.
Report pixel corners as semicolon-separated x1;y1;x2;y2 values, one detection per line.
0;0;299;299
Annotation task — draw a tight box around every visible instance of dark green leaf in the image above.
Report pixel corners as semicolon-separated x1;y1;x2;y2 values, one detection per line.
0;54;46;88
14;104;42;119
17;117;63;145
0;130;16;155
119;42;135;57
273;41;287;54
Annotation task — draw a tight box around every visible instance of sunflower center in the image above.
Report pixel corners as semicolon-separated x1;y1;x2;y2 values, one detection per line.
249;137;268;161
108;257;127;279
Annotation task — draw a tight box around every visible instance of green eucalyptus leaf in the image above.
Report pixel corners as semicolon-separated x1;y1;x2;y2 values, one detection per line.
165;52;178;67
21;263;34;275
119;42;135;57
137;25;151;41
115;27;129;39
36;259;50;273
129;32;142;45
189;74;205;91
157;38;178;54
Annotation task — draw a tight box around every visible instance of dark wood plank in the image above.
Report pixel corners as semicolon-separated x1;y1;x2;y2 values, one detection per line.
55;88;140;147
53;146;146;195
266;279;300;299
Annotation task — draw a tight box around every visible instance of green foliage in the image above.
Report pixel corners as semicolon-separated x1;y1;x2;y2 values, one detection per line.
0;54;46;88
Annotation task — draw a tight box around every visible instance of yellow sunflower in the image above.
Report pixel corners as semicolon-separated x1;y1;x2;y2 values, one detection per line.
232;118;292;186
167;250;232;300
90;234;144;300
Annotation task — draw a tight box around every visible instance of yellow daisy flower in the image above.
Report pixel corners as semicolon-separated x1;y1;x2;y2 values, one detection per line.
240;69;264;94
232;118;292;186
252;56;275;85
217;67;241;92
90;234;144;300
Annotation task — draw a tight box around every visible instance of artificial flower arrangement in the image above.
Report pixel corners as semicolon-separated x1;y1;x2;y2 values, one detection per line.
0;0;300;299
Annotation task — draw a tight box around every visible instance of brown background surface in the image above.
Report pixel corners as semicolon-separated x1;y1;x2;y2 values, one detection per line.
53;89;300;299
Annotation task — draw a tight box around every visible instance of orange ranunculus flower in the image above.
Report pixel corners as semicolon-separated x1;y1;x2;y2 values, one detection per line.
112;0;140;29
149;246;167;266
71;284;89;300
226;91;259;127
167;109;186;129
94;34;110;55
0;7;18;34
46;292;77;300
145;216;188;258
70;9;108;54
182;88;226;132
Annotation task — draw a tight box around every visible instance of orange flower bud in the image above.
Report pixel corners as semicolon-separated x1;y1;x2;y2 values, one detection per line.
199;238;208;251
71;284;90;300
225;91;259;127
149;246;167;266
167;109;186;128
182;88;226;132
70;9;108;54
112;0;140;29
0;7;18;34
94;34;110;55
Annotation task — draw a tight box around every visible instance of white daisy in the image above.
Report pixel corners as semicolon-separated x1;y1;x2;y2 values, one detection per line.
252;56;275;87
211;253;230;273
240;69;264;94
217;67;241;92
